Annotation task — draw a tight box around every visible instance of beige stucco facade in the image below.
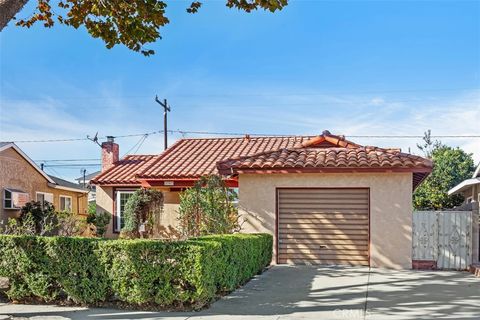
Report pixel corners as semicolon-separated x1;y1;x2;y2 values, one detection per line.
238;172;414;269
96;172;415;269
96;185;181;238
0;147;88;222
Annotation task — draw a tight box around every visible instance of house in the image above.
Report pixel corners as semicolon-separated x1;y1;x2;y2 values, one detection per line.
448;163;480;204
91;131;432;269
75;170;100;204
0;142;89;222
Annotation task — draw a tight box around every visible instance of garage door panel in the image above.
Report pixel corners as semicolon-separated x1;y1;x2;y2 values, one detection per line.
280;189;367;195
280;198;369;205
279;247;368;255
278;239;368;247
280;203;368;210
279;193;368;200
282;210;368;216
279;223;368;230
280;218;368;225
279;243;368;250
282;253;369;260
277;188;369;266
280;228;368;235
279;259;369;266
282;213;368;219
279;233;368;241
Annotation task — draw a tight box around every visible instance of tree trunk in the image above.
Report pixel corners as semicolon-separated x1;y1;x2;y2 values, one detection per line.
0;0;29;31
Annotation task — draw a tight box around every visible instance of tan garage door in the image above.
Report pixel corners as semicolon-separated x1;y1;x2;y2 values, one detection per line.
277;188;369;265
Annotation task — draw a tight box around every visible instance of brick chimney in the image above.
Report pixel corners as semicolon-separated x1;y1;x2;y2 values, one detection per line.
101;136;119;172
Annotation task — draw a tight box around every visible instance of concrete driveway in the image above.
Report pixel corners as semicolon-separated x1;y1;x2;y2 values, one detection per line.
1;266;479;320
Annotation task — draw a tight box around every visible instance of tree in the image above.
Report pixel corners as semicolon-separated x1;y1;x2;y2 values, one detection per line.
121;188;164;238
416;129;442;159
0;0;288;56
178;175;239;237
19;200;58;235
413;143;475;210
86;203;111;237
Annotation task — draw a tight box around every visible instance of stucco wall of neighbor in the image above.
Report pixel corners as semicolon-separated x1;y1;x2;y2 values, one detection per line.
0;148;87;222
96;186;181;238
96;186;116;238
238;172;414;269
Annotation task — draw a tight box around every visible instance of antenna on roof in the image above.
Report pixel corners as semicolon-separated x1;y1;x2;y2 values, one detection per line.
87;132;102;147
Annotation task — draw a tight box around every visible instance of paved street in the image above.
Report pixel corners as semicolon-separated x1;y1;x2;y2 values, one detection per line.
1;266;479;320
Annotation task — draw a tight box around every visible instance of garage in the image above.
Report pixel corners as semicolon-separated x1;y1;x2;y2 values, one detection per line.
277;188;370;265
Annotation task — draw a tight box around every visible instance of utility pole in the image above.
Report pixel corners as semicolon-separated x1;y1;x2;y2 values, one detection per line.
155;95;171;150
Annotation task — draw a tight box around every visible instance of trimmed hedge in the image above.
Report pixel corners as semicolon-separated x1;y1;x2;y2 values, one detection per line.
0;233;272;309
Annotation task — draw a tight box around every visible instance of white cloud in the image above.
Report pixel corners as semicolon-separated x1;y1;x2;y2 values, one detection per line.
1;89;479;181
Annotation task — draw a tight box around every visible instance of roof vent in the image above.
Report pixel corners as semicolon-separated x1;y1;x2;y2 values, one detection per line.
244;134;251;142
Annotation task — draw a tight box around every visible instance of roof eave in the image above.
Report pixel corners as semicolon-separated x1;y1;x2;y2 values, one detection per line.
1;143;56;184
220;166;432;175
47;183;89;194
448;178;480;195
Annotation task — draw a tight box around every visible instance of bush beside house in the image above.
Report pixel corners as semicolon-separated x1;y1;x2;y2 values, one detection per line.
0;233;272;309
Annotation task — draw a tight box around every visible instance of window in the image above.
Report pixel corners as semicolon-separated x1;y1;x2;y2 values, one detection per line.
115;191;135;232
4;189;12;209
36;192;53;209
4;188;29;209
60;195;72;212
466;196;473;203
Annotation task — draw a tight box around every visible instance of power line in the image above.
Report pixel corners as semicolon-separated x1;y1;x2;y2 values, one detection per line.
34;158;100;162
9;131;162;143
42;164;100;167
6;129;480;144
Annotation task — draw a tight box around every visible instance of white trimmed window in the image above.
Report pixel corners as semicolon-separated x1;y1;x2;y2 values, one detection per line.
36;192;53;204
4;188;29;209
60;195;72;212
115;191;135;232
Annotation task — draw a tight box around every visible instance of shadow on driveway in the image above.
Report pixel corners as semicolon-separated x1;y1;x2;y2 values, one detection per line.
0;266;478;320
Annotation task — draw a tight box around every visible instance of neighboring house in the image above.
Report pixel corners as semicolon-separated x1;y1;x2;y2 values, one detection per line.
75;171;100;204
91;131;432;269
448;163;480;203
0;142;89;222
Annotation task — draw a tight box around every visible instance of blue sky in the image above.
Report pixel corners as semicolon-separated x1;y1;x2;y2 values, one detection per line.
1;0;479;180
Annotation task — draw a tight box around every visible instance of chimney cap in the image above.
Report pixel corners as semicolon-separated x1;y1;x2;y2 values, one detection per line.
106;136;115;143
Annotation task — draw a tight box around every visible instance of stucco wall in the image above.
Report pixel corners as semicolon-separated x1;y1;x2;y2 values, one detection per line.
238;172;413;269
0;147;87;222
96;185;181;238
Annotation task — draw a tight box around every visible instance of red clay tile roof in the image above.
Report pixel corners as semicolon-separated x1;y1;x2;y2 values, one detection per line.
137;136;311;179
91;131;433;188
217;147;433;173
90;155;157;185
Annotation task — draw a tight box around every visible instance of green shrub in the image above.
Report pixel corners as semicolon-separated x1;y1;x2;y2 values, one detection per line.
178;175;239;237
121;189;164;239
0;236;108;304
0;233;272;309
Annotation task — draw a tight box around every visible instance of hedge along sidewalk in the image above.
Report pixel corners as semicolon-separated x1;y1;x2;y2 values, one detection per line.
0;233;272;310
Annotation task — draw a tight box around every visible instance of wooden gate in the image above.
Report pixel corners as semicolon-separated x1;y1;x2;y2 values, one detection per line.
413;211;473;270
